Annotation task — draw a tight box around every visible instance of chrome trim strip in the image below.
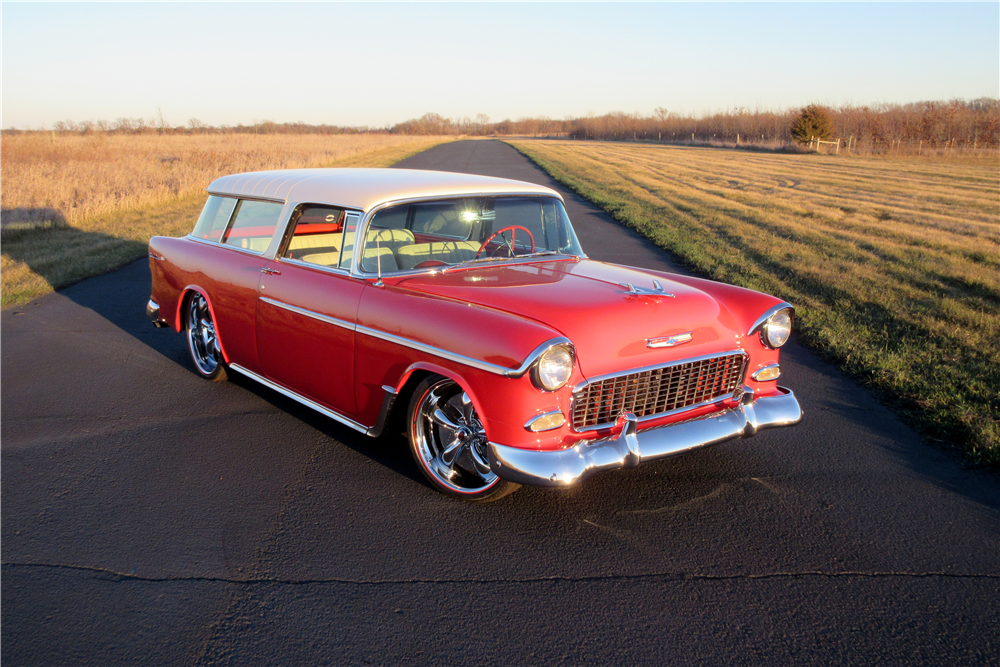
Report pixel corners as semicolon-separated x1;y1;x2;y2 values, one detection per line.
259;296;571;379
185;235;268;257
354;325;509;375
258;297;355;331
228;364;369;433
573;349;747;392
489;387;802;487
747;302;795;337
276;256;351;276
752;363;781;381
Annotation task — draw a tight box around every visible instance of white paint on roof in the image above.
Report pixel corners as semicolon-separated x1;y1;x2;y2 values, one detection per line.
207;168;561;211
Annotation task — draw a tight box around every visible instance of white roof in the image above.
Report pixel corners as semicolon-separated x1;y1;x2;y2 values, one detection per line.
207;168;561;211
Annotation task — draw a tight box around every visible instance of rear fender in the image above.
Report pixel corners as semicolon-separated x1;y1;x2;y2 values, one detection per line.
178;286;232;365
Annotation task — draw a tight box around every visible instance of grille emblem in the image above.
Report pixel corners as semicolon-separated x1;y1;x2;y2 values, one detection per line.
646;332;693;348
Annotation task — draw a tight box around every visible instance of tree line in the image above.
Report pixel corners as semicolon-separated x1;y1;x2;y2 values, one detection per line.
7;98;997;153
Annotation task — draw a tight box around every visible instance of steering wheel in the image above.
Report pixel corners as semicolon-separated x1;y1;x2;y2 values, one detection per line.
475;226;535;259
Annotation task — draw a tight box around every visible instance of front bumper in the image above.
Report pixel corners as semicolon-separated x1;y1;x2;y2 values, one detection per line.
147;299;169;328
488;386;802;487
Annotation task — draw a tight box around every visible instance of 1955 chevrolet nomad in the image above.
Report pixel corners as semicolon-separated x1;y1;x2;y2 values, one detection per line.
147;168;802;501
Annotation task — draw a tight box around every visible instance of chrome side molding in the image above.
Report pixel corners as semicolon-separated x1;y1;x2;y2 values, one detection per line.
228;364;368;434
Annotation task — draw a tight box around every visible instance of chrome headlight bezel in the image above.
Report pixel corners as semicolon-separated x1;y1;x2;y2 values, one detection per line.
748;303;795;350
531;343;575;392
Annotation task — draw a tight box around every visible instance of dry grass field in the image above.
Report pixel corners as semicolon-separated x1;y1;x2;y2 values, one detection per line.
509;139;1000;463
1;133;450;306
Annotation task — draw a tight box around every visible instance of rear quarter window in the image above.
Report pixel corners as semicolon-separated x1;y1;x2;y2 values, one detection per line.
191;196;238;242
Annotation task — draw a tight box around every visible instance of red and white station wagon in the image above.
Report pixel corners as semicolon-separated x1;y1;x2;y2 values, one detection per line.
147;168;801;501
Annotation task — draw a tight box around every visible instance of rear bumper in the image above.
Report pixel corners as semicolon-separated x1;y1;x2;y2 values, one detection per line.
488;386;801;487
147;299;169;328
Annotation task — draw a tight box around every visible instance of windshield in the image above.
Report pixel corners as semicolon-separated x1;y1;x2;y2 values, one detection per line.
358;196;583;273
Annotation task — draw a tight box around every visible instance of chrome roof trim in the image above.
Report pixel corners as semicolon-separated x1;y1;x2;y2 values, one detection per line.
205;191;285;204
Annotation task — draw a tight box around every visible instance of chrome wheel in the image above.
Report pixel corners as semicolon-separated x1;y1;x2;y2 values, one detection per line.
186;292;226;379
410;377;504;496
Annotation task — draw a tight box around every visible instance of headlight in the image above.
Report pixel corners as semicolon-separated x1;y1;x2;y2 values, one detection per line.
532;345;574;391
762;309;792;348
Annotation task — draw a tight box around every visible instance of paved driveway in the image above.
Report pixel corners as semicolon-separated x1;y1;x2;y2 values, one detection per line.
3;140;997;665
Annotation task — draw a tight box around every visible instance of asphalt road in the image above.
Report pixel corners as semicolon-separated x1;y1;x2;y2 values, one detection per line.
3;140;998;666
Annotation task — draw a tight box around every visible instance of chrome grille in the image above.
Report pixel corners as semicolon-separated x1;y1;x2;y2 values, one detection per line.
571;352;747;430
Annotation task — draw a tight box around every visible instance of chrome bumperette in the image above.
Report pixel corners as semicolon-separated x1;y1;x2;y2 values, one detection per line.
489;386;802;487
147;299;168;328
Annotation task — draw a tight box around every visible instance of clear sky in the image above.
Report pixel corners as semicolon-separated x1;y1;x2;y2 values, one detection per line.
2;2;997;129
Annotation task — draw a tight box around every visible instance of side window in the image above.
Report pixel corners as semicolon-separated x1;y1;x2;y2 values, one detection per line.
220;200;284;254
281;204;346;268
192;196;237;242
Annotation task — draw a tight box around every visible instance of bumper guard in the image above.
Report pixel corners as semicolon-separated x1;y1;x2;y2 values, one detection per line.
488;386;802;487
147;299;169;328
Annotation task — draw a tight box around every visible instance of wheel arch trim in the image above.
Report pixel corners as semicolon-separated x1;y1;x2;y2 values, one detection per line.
178;286;231;364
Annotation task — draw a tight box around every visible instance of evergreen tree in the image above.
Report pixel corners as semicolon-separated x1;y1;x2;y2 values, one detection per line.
791;105;835;143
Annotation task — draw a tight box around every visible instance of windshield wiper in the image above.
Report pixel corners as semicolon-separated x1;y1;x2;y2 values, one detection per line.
445;250;567;273
518;250;562;259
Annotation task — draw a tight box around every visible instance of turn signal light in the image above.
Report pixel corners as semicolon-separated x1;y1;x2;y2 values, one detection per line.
525;411;567;432
752;364;781;382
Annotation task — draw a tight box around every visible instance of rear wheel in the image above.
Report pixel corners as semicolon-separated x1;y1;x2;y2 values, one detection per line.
407;375;519;502
185;292;228;382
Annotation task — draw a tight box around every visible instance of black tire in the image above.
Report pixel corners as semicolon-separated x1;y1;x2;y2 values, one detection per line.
406;375;520;502
185;292;228;382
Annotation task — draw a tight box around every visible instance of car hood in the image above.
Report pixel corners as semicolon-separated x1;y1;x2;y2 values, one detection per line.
391;259;748;378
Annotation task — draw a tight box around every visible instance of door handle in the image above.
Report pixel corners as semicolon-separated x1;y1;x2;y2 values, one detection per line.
261;268;281;275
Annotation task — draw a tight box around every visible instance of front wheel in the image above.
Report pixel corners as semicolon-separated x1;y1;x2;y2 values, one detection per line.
407;375;519;502
186;292;228;382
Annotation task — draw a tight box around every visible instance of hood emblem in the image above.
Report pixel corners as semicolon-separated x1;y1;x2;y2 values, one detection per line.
647;332;693;348
619;280;676;298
